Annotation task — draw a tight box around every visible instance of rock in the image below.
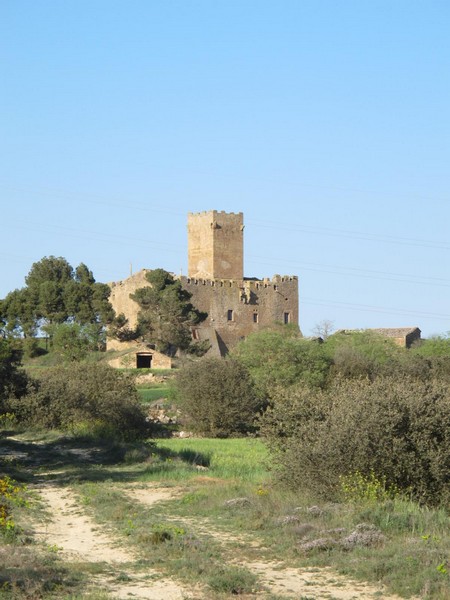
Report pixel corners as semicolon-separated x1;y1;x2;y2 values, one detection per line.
298;537;337;552
341;523;386;549
306;505;324;517
224;497;251;508
275;515;301;526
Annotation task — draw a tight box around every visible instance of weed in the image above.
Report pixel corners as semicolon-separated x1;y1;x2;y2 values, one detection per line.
206;564;259;594
340;470;399;503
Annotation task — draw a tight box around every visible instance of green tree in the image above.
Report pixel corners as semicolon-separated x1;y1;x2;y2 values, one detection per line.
411;333;450;357
325;330;401;379
1;257;114;349
49;323;104;362
0;339;28;409
175;357;265;437
233;326;331;397
129;269;207;356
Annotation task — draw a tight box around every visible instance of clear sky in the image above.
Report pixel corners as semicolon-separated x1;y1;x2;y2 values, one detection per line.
1;0;449;337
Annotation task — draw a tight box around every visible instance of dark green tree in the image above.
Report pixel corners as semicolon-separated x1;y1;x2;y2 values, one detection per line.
0;338;28;408
10;363;147;440
175;357;265;437
129;269;207;356
1;257;114;348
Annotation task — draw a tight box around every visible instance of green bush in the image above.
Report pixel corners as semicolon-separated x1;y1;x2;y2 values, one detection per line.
260;376;450;506
9;363;147;440
233;326;331;396
175;357;265;437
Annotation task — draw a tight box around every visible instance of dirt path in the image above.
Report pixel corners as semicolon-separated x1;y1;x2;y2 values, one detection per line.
34;484;197;600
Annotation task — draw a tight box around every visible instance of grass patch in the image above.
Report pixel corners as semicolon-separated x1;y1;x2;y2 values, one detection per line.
151;437;270;482
137;387;169;403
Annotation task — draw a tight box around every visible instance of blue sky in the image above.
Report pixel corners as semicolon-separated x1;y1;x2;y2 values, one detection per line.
1;0;449;337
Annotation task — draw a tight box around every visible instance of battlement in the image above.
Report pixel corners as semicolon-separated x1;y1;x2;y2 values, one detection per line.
182;275;297;288
188;210;243;218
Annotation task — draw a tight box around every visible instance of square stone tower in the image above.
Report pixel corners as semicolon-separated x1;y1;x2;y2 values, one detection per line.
187;210;244;279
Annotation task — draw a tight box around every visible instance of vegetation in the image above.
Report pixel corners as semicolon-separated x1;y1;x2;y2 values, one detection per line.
232;324;331;396
0;430;448;599
0;338;28;408
7;363;147;440
1;257;114;353
1;252;449;598
175;357;265;437
260;376;450;506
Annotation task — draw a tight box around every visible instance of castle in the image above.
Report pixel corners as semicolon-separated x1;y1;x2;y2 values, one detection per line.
107;211;299;366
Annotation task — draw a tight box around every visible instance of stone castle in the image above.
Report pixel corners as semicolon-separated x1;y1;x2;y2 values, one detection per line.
107;210;299;364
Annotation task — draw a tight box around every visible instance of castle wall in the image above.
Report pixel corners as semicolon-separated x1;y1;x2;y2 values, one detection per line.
108;269;150;329
107;270;299;356
187;211;244;280
181;275;299;354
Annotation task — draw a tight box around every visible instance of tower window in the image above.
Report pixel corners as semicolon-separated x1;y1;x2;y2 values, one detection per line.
284;312;290;325
227;309;234;321
253;313;258;323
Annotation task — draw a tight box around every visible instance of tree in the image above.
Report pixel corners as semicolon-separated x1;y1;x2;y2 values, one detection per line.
232;326;331;397
0;339;28;409
411;333;450;357
49;323;104;362
1;257;114;348
175;357;265;437
129;269;207;356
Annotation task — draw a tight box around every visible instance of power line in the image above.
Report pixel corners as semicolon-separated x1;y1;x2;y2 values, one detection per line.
301;297;450;321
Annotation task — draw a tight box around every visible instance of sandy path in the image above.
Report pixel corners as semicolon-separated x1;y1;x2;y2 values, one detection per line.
34;484;196;600
34;481;411;600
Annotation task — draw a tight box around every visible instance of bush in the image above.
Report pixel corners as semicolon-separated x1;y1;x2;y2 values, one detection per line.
9;363;147;440
175;358;265;437
233;327;331;397
260;376;450;506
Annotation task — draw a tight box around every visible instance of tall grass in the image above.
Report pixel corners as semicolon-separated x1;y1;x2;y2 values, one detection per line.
140;437;270;482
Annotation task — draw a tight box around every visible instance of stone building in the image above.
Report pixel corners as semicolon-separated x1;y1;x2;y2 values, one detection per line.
107;210;299;362
371;327;421;348
334;327;421;348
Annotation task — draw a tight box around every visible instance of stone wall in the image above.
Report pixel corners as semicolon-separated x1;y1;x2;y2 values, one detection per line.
182;274;299;354
108;269;149;329
107;340;173;369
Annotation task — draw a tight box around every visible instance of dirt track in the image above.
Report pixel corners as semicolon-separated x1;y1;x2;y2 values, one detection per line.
34;480;407;600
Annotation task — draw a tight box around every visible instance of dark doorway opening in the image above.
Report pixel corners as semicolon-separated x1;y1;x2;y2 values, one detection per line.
136;353;152;368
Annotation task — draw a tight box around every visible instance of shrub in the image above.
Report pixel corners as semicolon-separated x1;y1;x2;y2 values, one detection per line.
233;327;331;397
260;376;450;506
10;363;147;440
175;357;265;437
